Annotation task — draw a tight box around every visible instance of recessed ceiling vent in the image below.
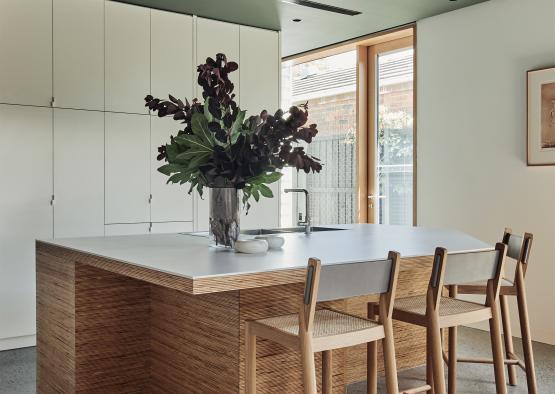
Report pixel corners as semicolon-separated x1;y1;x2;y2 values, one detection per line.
281;0;362;16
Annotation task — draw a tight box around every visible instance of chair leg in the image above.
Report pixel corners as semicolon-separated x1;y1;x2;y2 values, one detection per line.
245;323;257;394
426;326;435;394
516;271;538;394
500;295;517;386
367;303;378;394
448;326;457;394
322;350;332;394
429;314;446;394
300;335;317;394
382;316;400;394
490;299;508;394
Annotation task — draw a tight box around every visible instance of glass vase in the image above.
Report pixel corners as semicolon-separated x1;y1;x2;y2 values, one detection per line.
208;187;240;248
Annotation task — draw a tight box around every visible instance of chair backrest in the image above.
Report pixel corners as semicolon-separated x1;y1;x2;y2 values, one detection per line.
502;228;533;275
301;251;400;332
316;259;393;302
442;250;501;286
428;243;507;310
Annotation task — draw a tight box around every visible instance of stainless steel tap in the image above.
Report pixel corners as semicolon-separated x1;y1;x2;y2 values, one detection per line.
284;188;311;234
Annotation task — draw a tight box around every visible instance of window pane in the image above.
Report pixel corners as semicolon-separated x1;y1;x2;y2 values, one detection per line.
376;48;413;225
281;51;357;226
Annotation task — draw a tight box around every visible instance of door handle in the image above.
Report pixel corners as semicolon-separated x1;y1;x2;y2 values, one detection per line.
368;195;385;209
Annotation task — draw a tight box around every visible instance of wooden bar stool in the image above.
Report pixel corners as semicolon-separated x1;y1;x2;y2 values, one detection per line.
456;229;537;393
245;252;401;394
382;244;508;394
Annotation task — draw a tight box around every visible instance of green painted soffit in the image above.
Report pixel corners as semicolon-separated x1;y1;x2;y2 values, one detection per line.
115;0;489;57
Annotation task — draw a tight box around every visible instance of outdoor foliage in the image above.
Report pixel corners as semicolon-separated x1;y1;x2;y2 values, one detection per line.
145;53;322;210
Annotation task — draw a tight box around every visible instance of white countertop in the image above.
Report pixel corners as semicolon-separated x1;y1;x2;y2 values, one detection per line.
39;224;492;280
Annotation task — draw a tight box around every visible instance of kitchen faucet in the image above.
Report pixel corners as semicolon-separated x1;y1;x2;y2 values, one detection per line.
284;188;311;235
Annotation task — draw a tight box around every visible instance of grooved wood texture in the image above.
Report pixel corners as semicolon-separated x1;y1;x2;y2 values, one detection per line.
36;245;76;393
36;241;193;293
74;263;150;393
149;286;240;393
37;243;434;392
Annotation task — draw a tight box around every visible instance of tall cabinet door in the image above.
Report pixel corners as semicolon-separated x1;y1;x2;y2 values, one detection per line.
151;9;193;101
239;27;280;229
196;18;240;101
151;117;193;223
0;0;52;106
0;105;52;340
53;0;104;111
54;109;104;238
105;1;150;114
195;18;240;230
105;113;150;224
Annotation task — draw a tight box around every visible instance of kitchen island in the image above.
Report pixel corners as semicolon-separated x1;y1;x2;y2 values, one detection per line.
36;224;491;393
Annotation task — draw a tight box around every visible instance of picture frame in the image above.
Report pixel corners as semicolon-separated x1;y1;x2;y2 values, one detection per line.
527;66;555;166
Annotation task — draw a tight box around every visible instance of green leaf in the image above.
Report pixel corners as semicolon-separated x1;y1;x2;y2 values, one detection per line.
185;152;211;171
175;134;213;152
167;171;191;184
248;171;283;185
251;187;260;202
191;112;214;146
188;179;198;194
203;98;214;122
230;110;246;144
158;163;184;175
165;143;180;161
258;184;273;198
176;148;211;161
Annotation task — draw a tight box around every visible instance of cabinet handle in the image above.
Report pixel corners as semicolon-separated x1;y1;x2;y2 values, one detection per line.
148;194;153;204
50;97;56;107
50;195;55;206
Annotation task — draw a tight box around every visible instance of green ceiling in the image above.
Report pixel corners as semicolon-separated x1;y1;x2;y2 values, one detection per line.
116;0;489;57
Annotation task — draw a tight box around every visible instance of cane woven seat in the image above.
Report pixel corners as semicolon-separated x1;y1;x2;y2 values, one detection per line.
394;295;487;317
255;309;379;338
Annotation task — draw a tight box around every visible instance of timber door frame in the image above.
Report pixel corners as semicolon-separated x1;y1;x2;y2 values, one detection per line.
356;30;416;225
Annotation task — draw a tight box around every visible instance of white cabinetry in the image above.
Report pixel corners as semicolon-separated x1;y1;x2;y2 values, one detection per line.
151;117;194;222
53;0;104;110
196;18;240;101
151;9;193;101
0;0;52;106
105;113;150;224
53;109;104;238
0;105;52;340
151;222;193;234
150;9;194;224
105;223;150;236
239;27;280;229
0;8;281;348
105;1;150;114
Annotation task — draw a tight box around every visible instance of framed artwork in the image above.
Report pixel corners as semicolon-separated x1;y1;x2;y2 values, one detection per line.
527;66;555;166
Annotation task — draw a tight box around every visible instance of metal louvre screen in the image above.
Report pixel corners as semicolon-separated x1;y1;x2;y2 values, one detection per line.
282;51;358;226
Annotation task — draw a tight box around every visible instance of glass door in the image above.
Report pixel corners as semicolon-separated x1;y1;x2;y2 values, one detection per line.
280;51;358;227
367;41;414;225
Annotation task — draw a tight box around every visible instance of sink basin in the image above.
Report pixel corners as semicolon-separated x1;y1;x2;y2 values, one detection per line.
240;226;346;235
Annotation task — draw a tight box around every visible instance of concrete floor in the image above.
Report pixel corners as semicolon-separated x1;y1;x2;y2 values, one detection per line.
0;327;553;393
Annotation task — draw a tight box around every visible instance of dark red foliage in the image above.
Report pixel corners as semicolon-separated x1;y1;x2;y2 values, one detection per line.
144;53;322;188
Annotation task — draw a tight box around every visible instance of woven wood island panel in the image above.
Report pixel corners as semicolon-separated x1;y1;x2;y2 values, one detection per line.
37;242;434;393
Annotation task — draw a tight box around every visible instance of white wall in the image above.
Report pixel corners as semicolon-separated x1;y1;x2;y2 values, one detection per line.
417;0;555;344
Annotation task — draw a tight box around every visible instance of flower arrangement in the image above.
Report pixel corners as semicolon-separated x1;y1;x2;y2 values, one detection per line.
145;53;322;211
